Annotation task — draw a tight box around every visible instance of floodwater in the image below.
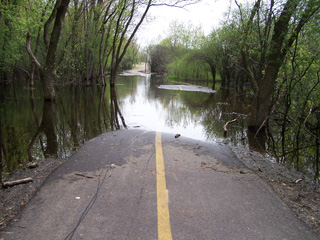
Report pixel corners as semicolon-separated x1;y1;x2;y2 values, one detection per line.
1;73;319;182
118;75;249;142
4;73;319;183
0;74;253;177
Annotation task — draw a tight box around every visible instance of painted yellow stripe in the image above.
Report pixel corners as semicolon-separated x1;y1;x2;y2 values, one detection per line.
156;132;173;240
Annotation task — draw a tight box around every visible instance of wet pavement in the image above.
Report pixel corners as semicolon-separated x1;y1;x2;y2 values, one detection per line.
0;129;318;240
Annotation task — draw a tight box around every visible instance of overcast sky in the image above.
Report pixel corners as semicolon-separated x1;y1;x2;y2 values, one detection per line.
136;0;254;47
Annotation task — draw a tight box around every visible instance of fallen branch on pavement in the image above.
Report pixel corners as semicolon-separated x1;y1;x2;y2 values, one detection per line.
75;173;94;179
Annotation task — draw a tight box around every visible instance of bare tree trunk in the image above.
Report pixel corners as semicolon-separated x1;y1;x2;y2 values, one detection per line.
26;0;70;101
248;0;320;131
99;27;106;85
110;0;152;86
110;86;127;129
29;1;51;87
248;0;299;131
44;0;70;100
28;102;57;160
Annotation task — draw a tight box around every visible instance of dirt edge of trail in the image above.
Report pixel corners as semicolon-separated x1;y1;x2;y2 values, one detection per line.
231;145;320;236
0;158;67;231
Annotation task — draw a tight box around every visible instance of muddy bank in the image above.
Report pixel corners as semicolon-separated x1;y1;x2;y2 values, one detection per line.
1;143;319;236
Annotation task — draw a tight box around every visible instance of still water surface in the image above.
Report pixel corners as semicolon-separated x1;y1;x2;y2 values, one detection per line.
0;74;254;176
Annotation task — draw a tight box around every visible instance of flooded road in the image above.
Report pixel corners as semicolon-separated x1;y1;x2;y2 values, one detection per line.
2;71;319;184
1;72;320;236
117;74;249;143
0;74;251;176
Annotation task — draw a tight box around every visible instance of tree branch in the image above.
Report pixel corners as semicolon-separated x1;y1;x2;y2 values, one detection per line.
44;0;62;49
151;0;201;8
236;0;261;95
2;178;33;188
118;0;153;66
26;33;42;69
281;1;320;61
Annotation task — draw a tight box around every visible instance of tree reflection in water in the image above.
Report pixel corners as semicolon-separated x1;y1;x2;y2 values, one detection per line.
0;83;129;178
28;101;58;161
0;76;319;182
110;86;127;130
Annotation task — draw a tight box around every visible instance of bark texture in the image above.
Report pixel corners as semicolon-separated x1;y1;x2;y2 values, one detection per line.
26;0;70;101
248;0;299;131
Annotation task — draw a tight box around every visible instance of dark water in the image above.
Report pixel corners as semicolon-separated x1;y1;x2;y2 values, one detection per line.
1;74;317;182
0;74;252;176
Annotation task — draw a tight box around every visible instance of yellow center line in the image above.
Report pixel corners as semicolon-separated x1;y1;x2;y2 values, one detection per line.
156;85;182;239
156;132;173;240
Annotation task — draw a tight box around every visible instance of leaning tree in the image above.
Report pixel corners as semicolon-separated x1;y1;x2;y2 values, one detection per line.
235;0;320;132
26;0;70;101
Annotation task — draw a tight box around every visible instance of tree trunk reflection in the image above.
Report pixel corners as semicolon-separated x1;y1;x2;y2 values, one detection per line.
110;86;127;130
28;101;58;161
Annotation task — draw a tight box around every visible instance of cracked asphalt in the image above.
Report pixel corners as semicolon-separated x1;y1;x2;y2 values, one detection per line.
0;129;318;240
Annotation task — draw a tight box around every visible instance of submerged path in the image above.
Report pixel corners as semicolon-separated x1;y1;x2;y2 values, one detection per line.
0;129;318;240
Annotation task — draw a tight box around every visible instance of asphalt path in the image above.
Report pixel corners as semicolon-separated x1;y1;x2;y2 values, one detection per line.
0;129;318;240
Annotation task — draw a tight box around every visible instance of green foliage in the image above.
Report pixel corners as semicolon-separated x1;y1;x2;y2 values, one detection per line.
167;52;211;81
267;11;320;180
0;0;145;84
120;43;139;70
149;20;211;80
0;1;36;71
166;75;179;81
165;20;205;50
